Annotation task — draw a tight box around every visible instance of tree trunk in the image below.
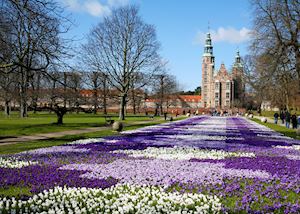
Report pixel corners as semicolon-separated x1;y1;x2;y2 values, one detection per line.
63;72;67;108
132;98;136;115
160;101;163;116
296;52;300;93
93;90;98;114
55;106;67;125
19;69;28;118
131;88;136;115
119;94;127;120
4;100;10;116
33;101;37;114
20;86;28;118
102;76;108;115
57;113;63;125
103;94;107;115
20;99;27;118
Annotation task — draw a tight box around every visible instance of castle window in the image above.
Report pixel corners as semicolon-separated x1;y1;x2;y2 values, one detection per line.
204;77;207;83
215;100;219;107
226;100;230;106
215;82;219;90
226;82;230;90
226;92;230;99
215;93;219;99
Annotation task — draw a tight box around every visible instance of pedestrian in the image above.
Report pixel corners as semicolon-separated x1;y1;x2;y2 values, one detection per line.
291;113;298;129
274;112;279;124
279;111;285;124
298;115;300;128
164;112;167;121
285;111;291;128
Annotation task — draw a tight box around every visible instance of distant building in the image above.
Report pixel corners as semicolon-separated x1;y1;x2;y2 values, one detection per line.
145;95;202;114
201;32;245;109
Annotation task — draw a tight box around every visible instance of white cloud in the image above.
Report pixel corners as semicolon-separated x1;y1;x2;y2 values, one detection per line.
195;27;252;44
62;0;81;11
108;0;129;7
61;0;129;17
84;1;111;17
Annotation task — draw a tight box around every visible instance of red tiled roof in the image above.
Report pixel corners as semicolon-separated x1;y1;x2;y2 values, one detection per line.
146;95;201;103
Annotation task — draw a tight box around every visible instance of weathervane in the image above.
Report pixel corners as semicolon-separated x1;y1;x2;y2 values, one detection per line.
208;21;210;32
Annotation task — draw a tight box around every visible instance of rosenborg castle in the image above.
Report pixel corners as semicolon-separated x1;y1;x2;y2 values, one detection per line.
201;32;245;109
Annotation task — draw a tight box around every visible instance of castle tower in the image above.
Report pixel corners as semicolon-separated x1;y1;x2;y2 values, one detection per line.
201;32;215;108
232;50;245;102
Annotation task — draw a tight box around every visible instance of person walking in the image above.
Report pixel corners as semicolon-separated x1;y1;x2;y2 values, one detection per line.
164;112;167;121
285;111;291;128
291;113;298;129
280;111;285;124
274;112;279;124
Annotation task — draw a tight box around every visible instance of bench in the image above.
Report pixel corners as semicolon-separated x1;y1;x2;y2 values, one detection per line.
104;116;114;126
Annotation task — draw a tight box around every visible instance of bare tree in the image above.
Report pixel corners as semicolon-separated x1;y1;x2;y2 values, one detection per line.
82;5;161;120
43;71;73;124
28;71;42;113
128;72;151;114
67;72;83;112
0;72;17;116
152;73;178;115
251;0;300;92
83;71;110;114
243;52;298;110
0;0;72;117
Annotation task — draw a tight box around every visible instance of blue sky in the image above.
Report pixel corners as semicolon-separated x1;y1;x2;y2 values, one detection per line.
61;0;252;91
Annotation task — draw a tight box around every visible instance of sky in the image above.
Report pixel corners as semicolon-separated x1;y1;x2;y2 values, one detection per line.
60;0;252;91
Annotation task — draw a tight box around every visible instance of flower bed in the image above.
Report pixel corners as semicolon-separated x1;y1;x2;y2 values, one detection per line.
1;116;300;213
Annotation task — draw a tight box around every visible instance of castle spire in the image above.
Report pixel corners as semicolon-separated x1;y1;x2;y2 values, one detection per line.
235;50;241;63
233;49;242;68
203;30;213;57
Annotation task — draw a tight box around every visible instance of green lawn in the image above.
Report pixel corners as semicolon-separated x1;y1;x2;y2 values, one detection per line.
251;118;300;140
254;110;300;117
0;117;183;155
0;111;162;138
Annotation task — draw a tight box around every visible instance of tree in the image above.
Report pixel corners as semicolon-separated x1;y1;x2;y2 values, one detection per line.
194;86;201;95
82;5;161;120
44;71;79;125
84;71;110;114
0;0;72;117
0;72;17;116
128;72;151;114
67;72;83;112
28;71;42;113
152;73;178;115
250;0;300;93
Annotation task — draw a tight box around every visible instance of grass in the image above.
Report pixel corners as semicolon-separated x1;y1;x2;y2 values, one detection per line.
0;117;184;155
0;111;163;138
254;110;300;117
0;186;32;198
251;118;300;140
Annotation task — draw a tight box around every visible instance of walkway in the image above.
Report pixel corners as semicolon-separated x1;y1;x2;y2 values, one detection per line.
0;119;165;146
